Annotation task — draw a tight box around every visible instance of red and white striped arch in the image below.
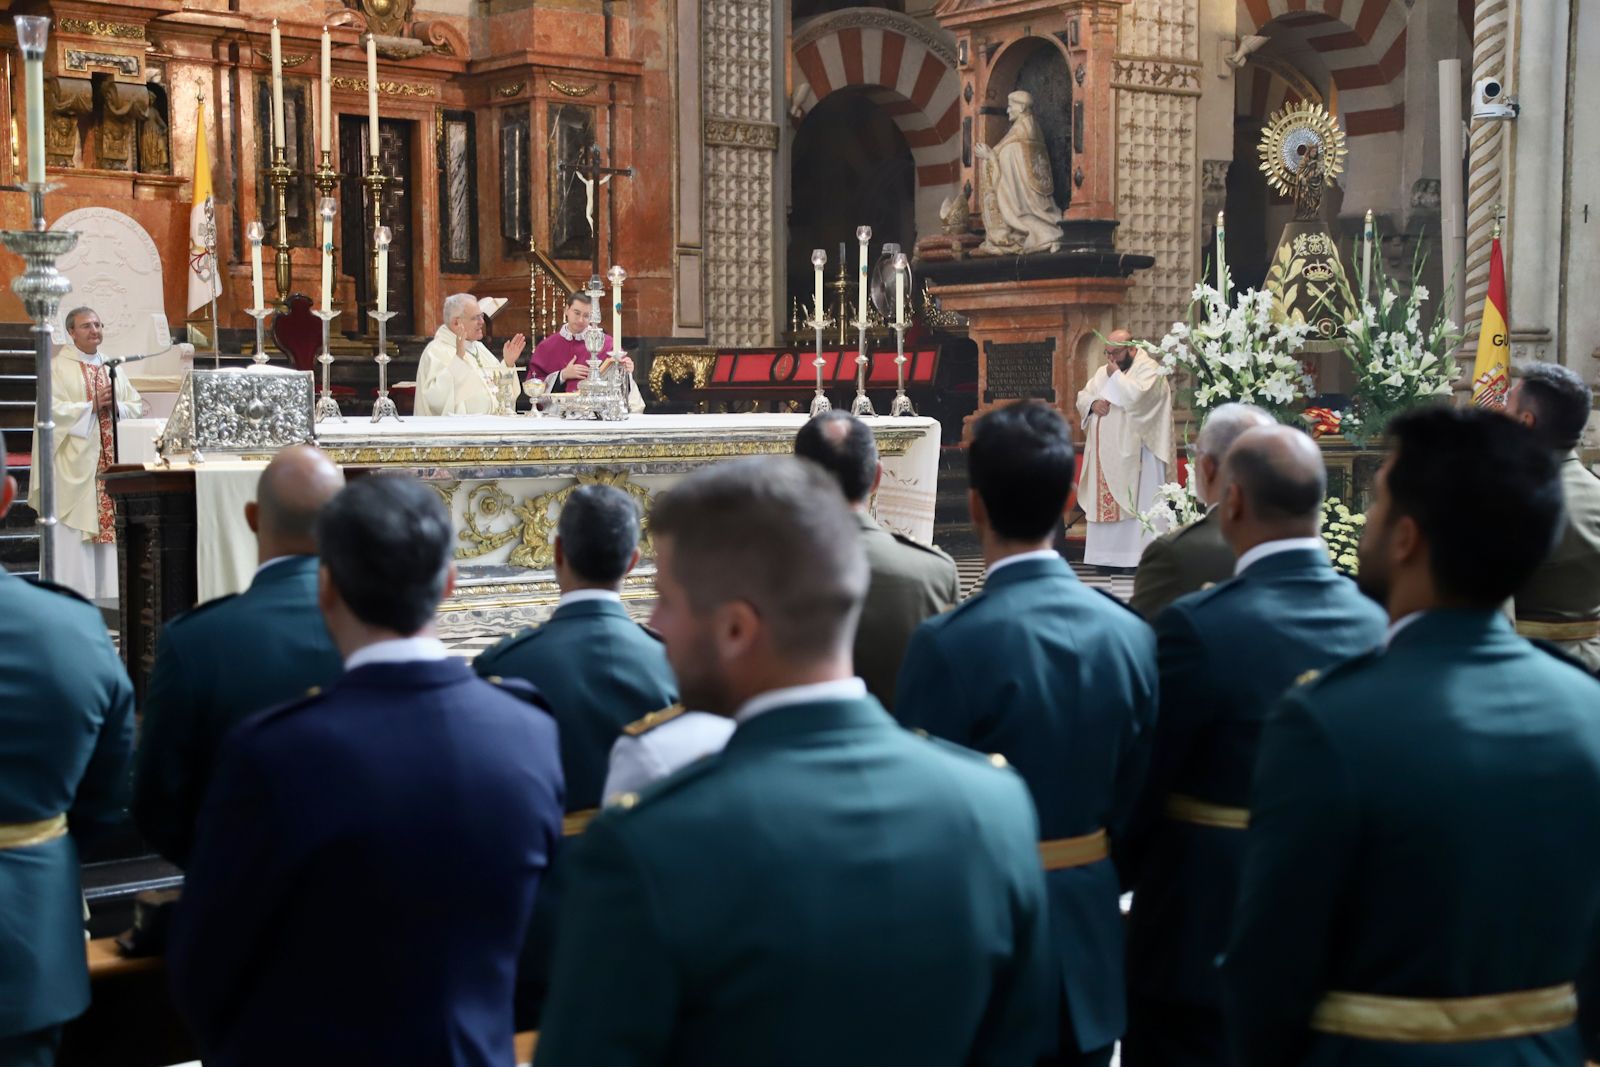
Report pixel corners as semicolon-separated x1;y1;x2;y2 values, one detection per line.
1238;0;1407;136
791;11;962;236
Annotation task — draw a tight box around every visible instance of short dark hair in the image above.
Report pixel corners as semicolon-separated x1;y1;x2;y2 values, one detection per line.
1225;429;1326;522
1517;363;1592;451
566;291;593;309
794;411;878;503
64;306;95;331
968;400;1076;541
558;484;641;584
316;475;453;634
1385;406;1563;606
650;456;867;661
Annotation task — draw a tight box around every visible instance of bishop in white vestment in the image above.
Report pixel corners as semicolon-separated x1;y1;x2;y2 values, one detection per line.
1074;331;1174;568
414;293;527;416
26;308;147;601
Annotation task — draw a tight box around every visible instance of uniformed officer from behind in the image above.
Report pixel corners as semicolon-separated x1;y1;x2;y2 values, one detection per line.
1223;406;1600;1067
1121;424;1385;1067
170;474;564;1067
1128;403;1274;619
0;443;135;1067
474;483;679;814
894;399;1159;1067
794;409;960;706
133;443;345;867
1506;362;1600;669
534;455;1051;1067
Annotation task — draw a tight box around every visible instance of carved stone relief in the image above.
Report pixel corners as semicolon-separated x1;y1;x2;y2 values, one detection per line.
96;80;150;171
45;76;93;168
703;0;776;346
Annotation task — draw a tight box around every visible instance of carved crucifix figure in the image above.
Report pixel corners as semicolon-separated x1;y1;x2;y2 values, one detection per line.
557;143;633;282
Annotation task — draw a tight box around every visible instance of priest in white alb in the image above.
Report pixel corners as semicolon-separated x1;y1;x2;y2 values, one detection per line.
1075;330;1174;569
27;307;148;602
414;293;527;416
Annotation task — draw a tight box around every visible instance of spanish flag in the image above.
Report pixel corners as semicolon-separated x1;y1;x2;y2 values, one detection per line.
186;99;222;315
1470;232;1509;408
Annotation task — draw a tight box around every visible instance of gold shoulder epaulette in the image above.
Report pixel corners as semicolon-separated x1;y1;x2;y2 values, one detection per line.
623;703;687;737
1294;669;1321;687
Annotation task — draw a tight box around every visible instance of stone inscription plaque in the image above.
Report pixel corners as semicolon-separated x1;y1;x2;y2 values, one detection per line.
983;339;1056;402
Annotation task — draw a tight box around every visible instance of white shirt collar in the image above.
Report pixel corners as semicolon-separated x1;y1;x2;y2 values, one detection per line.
1384;611;1425;648
559;324;578;341
253;554;306;580
557;588;623;609
985;548;1060;579
1234;536;1326;576
734;677;868;724
345;636;450;671
61;344;102;364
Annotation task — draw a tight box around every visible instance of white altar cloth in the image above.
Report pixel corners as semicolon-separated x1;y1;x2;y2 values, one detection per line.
117;414;942;603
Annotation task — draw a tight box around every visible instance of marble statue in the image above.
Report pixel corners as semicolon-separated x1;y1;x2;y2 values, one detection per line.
974;91;1064;256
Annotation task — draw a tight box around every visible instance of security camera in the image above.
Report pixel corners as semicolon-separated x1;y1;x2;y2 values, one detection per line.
1473;78;1519;120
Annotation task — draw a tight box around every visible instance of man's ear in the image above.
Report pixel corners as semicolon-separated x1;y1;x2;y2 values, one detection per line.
244;500;260;535
625;546;642;576
1390;514;1423;566
443;561;457;600
968;487;987;530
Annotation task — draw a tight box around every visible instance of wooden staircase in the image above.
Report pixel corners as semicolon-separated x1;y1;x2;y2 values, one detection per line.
0;332;40;577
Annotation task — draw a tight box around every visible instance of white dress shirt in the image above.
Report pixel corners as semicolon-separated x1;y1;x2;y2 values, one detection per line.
554;588;623;609
733;677;869;725
984;548;1061;580
345;636;450;670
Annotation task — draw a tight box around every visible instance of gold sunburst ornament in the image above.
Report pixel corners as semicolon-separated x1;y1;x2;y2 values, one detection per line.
1258;102;1347;220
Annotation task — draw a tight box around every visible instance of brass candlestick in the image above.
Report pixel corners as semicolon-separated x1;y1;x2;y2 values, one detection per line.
312;149;339;260
267;145;294;308
364;156;390;331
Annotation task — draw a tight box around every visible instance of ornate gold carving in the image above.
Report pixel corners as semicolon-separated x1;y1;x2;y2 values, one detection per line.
549;79;597;98
45;76;93;168
1258;102;1347;205
648;349;717;403
358;0;415;37
497;82;526;99
58;18;145;40
281;54;311;70
96;80;150;171
62;49;141;80
331;75;438;99
452;471;656;568
704;119;779;150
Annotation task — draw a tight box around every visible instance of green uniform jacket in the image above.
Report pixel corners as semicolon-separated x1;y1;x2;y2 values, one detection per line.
0;571;134;1038
1124;547;1386;1009
1515;452;1600;670
474;596;677;812
1128;509;1235;621
533;696;1052;1067
1222;610;1600;1067
854;511;961;707
132;554;344;868
893;553;1159;1053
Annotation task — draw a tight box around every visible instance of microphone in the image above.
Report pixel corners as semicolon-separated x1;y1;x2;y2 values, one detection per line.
102;352;154;368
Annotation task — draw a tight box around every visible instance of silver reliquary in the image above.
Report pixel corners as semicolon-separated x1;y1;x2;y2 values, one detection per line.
155;367;316;463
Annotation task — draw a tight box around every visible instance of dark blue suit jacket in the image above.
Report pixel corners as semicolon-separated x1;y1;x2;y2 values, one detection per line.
169;657;564;1067
894;553;1158;1053
1124;547;1386;1009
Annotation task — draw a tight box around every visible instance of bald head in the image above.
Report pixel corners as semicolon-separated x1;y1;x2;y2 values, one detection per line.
1104;329;1138;372
1220;425;1326;542
251;444;345;560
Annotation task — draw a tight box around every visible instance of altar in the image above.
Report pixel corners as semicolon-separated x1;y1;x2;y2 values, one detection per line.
106;413;942;696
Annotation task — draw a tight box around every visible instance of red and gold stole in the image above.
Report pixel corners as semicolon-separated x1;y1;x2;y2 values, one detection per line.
78;360;116;544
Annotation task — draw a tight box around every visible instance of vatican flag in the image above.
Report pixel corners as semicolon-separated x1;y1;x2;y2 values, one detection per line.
1470;233;1509;408
186;100;223;315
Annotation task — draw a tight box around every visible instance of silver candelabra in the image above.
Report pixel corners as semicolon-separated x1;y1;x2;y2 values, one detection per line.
890;251;915;417
1;182;76;583
312;309;342;423
807;248;833;417
369;310;399;423
851;225;876;417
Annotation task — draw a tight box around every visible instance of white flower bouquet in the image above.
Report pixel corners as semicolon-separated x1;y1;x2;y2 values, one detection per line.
1136;478;1202;536
1141;265;1316;424
1322;496;1364;576
1328;250;1460;445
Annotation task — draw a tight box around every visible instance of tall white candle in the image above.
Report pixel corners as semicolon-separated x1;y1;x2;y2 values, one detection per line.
1361;209;1375;303
366;34;379;158
23;50;43;183
320;27;331;155
376;229;390;315
856;226;871;326
1215;211;1226;293
606;265;628;356
270;20;285;150
812;249;824;319
247;221;265;310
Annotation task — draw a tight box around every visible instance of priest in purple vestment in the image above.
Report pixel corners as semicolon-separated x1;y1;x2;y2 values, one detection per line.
527;291;635;394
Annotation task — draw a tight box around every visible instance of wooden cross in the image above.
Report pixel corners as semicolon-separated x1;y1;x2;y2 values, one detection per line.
557;143;634;283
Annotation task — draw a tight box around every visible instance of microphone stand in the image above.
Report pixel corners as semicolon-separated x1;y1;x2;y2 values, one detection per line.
105;357;120;466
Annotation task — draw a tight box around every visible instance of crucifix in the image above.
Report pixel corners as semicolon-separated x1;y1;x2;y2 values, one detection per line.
558;143;633;283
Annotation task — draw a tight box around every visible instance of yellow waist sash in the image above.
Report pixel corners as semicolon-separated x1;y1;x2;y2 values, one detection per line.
1309;984;1577;1043
1165;793;1250;830
0;814;67;850
1038;828;1108;871
1515;618;1600;642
